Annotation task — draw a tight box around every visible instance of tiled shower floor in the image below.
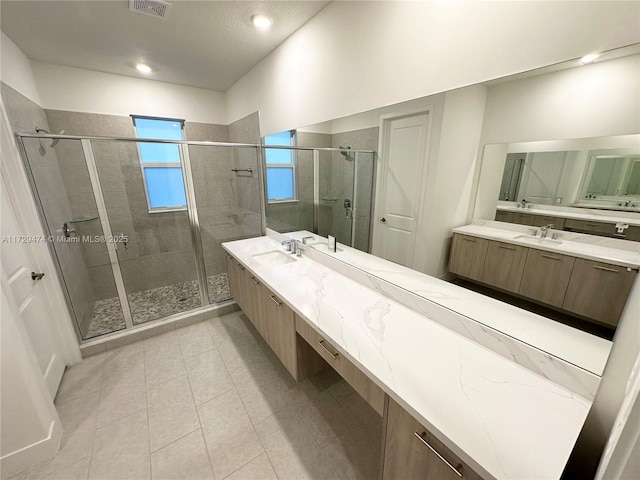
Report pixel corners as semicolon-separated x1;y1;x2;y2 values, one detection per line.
86;273;231;339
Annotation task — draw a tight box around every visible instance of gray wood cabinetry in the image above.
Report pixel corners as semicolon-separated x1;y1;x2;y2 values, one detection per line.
531;215;566;230
481;241;527;293
565;218;617;236
518;249;576;308
225;253;245;311
563;259;637;327
382;398;482;480
494;210;513;223
511;211;536;226
261;285;298;379
448;234;488;281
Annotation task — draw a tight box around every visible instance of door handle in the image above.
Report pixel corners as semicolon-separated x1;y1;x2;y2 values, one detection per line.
380;217;387;223
31;272;45;281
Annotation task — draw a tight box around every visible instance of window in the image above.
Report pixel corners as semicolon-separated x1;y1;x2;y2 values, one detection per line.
265;130;297;202
132;116;187;211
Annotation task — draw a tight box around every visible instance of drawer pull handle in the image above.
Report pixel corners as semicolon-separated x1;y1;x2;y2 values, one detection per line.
540;254;560;260
594;265;619;273
586;222;600;226
269;295;283;306
462;238;477;243
316;339;339;359
414;432;463;477
236;262;245;270
498;245;516;251
225;253;231;259
250;276;260;286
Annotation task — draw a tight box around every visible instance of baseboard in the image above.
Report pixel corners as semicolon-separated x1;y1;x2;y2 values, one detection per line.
0;419;62;479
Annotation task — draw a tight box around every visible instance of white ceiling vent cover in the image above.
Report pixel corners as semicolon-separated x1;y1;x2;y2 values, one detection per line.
129;0;172;19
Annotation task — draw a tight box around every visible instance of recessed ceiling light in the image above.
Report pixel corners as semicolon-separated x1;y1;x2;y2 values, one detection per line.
251;14;273;29
136;63;152;74
580;53;600;64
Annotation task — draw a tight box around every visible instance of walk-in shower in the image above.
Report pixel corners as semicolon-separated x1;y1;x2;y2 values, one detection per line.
17;133;263;341
16;131;374;343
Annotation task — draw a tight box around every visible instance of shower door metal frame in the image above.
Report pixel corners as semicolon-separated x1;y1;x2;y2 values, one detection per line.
80;139;135;329
16;132;265;342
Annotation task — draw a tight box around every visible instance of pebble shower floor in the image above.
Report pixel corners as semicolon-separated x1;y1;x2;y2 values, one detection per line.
86;273;231;338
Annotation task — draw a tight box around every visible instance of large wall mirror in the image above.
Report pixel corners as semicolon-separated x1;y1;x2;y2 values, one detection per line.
268;44;640;370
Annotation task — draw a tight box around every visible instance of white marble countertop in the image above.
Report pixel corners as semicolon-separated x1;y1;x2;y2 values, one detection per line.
453;224;640;269
496;204;640;226
223;236;592;480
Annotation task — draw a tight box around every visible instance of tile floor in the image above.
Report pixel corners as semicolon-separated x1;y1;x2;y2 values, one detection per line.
86;274;232;339
14;311;382;480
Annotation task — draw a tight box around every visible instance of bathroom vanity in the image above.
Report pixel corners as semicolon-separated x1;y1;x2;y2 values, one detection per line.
449;224;639;327
223;233;602;480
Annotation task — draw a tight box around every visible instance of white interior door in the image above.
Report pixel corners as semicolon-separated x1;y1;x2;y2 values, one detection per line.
1;177;66;398
375;112;430;267
519;151;566;205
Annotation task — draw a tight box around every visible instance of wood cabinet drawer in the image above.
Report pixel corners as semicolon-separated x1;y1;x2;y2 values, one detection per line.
481;241;527;293
494;210;513;223
623;225;640;241
295;314;385;415
518;249;576;307
383;398;483;480
565;218;615;235
532;215;566;230
225;253;245;310
511;212;536;226
448;234;488;281
563;259;637;327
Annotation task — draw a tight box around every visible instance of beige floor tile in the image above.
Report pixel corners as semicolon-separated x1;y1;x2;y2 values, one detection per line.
217;338;271;373
144;331;182;362
5;471;27;480
26;427;94;476
103;343;144;369
55;391;100;434
102;357;145;394
230;362;295;425
255;408;342;480
96;383;147;427
176;322;215;358
147;375;200;452
89;410;150;480
54;354;106;404
150;430;213;480
207;313;261;350
145;353;186;388
26;456;91;480
322;428;381;480
184;349;234;405
223;453;277;480
198;390;264;480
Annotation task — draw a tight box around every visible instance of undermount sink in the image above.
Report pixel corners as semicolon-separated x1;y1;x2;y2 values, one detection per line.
252;250;296;266
513;234;563;245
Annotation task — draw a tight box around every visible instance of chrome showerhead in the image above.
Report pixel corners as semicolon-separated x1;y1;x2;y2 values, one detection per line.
35;126;65;148
339;146;354;160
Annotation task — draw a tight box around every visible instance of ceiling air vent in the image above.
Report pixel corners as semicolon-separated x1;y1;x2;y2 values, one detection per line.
129;0;172;19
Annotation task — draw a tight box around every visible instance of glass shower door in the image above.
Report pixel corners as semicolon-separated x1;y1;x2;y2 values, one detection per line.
91;139;202;325
20;137;126;339
318;150;355;246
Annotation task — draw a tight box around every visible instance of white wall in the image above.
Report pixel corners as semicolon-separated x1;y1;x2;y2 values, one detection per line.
481;54;640;144
31;61;227;124
0;32;41;104
226;1;640;135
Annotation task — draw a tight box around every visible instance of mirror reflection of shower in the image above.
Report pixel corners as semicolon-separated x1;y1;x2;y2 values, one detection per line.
340;146;354;160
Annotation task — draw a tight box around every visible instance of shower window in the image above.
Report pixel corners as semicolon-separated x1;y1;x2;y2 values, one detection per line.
132;116;187;211
265;130;297;202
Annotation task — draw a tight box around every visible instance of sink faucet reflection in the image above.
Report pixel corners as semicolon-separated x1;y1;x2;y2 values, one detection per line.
540;224;554;238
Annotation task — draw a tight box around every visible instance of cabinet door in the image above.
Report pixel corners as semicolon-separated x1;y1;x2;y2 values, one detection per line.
623;225;640;242
518;249;575;307
262;286;298;379
511;212;535;225
243;271;264;333
383;398;482;480
532;215;566;230
494;210;513;223
226;254;245;311
481;241;527;293
449;234;488;281
563;259;637;327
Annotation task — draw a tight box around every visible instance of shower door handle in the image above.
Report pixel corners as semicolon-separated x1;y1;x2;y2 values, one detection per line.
31;271;45;281
345;207;353;219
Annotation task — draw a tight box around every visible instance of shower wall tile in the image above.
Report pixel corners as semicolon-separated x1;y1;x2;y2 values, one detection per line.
1;82;48;132
185;122;228;142
58;111;135;138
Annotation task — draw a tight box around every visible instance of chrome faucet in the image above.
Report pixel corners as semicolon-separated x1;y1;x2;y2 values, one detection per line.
540;224;554;238
281;239;295;253
301;236;315;245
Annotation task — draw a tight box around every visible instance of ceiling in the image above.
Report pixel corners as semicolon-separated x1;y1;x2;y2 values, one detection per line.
1;0;329;91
